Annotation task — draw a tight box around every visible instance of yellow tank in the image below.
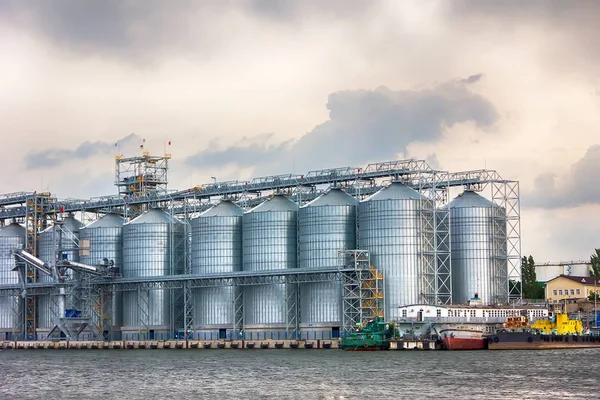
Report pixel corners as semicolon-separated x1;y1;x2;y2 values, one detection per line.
531;312;583;335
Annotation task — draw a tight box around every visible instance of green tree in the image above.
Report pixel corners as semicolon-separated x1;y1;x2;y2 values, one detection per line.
521;255;544;299
590;249;600;279
589;249;600;301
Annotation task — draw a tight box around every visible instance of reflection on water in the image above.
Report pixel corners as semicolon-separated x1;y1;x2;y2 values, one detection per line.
1;348;597;399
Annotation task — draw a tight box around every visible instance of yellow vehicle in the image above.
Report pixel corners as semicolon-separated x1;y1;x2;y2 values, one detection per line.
531;310;583;335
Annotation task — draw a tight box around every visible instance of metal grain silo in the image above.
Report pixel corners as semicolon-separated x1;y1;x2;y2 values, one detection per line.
298;188;356;339
79;214;125;336
243;194;297;338
122;208;185;340
37;215;82;335
446;190;508;305
0;223;25;338
191;200;243;339
358;182;435;320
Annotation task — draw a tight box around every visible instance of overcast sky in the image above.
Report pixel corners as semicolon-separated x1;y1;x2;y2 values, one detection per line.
1;0;599;262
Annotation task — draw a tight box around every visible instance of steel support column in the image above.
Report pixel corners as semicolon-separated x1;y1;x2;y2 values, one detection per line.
285;280;299;339
492;181;521;303
137;287;149;340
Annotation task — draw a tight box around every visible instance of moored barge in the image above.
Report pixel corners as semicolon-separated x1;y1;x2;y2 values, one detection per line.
488;331;600;350
488;308;600;350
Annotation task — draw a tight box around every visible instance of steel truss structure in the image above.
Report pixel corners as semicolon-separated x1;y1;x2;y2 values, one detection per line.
339;250;383;332
16;193;53;339
0;157;521;339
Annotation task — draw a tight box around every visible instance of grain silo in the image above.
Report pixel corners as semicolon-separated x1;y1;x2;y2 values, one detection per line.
121;208;186;340
446;190;508;305
79;213;125;338
0;223;25;339
298;188;356;339
191;200;243;340
358;182;435;320
243;194;297;339
36;215;82;338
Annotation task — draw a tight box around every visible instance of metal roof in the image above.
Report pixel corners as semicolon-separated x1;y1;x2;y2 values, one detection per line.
362;181;426;202
303;187;357;207
82;213;125;229
248;194;298;213
548;275;600;286
199;200;244;217
0;222;25;237
445;190;498;208
126;208;184;225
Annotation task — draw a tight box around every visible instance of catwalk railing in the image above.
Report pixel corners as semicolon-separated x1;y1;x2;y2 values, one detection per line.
0;159;433;219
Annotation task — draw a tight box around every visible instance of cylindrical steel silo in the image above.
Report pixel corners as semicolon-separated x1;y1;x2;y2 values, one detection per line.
37;215;82;333
191;200;243;338
243;194;297;336
446;190;508;305
122;208;185;339
0;223;25;338
298;188;356;338
358;182;435;320
79;213;125;335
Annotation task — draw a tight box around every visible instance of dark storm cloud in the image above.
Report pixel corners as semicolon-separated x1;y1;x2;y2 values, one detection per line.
24;133;140;170
451;0;600;62
0;0;213;62
451;0;597;18
526;145;600;209
186;134;294;170
186;78;498;174
0;0;370;63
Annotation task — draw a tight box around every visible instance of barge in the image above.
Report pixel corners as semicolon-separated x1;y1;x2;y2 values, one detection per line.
488;309;600;350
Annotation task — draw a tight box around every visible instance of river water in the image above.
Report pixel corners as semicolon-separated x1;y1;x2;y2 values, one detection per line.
0;348;597;399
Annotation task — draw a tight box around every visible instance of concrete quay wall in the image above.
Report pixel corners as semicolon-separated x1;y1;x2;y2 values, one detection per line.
1;339;341;350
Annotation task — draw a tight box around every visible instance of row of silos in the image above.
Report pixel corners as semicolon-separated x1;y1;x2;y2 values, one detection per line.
189;184;508;336
0;183;509;340
30;210;185;339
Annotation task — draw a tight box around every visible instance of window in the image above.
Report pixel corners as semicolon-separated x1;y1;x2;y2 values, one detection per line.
553;290;558;296
576;289;581;295
559;290;563;295
570;289;575;296
402;309;407;318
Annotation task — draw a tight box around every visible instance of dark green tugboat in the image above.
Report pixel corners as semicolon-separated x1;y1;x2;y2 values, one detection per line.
340;317;394;351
